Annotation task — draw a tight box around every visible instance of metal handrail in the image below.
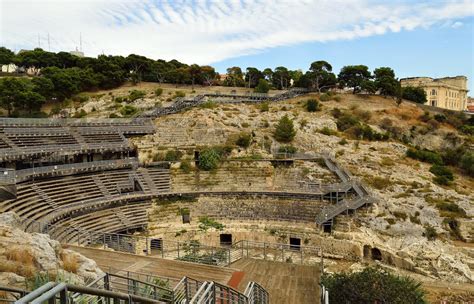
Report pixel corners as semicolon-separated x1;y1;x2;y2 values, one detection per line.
9;158;139;183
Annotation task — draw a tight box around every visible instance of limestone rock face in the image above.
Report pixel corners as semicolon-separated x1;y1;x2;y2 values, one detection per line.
0;212;104;286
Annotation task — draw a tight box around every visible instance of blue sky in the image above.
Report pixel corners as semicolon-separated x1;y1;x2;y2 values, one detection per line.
214;16;474;92
1;0;473;92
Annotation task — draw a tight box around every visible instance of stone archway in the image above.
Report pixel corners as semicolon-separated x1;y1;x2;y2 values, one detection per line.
371;247;382;261
363;245;371;259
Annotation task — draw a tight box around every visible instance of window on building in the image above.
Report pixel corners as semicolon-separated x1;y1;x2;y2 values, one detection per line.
431;89;436;96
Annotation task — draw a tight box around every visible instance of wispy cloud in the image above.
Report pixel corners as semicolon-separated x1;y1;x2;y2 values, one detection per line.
1;0;473;64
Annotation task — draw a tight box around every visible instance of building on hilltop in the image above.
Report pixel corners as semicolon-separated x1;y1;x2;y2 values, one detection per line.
400;76;469;111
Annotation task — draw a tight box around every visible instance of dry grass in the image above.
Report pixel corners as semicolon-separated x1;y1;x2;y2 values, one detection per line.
60;251;79;274
5;246;35;266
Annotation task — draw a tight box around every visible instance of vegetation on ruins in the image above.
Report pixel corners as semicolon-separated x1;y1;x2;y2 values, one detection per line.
322;267;427;304
197;148;221;170
274;115;297;142
179;159;192;173
235;132;252;148
198;216;224;231
164;150;183;161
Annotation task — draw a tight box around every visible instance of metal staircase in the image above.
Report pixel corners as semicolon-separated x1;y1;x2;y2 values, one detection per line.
31;184;59;210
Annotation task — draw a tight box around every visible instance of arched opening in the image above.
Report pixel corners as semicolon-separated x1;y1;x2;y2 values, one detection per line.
371;247;382;261
220;234;232;246
323;223;332;233
363;245;371;259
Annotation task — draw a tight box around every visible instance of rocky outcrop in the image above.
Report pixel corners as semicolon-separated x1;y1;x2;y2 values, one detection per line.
0;212;104;289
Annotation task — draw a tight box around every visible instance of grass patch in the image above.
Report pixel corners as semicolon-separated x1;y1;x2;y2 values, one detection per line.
366;176;391;190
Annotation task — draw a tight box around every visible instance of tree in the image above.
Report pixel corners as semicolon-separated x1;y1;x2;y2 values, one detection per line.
402;86;427;104
263;68;273;83
254;79;270;93
274;115;297;142
322;267;426;304
31;77;54;99
125;54;151;83
188;64;202;89
224;67;245;87
288;69;303;87
21;91;45;114
245;67;263;88
308;61;336;92
0;77;29;115
201;66;216;86
460;152;474;176
0;47;15;72
272;66;290;89
338;65;372;93
374;67;400;97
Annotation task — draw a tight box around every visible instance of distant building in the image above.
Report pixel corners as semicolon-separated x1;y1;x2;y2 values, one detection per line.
467;97;474;113
400;76;469;111
69;50;85;58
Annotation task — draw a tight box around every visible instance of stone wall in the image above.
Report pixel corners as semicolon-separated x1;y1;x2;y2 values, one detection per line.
171;160;337;193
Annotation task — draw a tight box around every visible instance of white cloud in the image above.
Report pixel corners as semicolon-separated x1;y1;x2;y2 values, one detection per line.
0;0;473;64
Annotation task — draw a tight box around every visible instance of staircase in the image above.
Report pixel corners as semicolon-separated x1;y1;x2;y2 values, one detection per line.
136;169;158;193
31;184;58;210
115;209;133;228
92;175;111;197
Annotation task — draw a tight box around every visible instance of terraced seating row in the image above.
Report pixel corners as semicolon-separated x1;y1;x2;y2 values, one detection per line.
0;166;171;225
50;202;151;243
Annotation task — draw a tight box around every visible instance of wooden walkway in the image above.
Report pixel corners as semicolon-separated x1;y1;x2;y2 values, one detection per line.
69;246;321;303
231;258;321;304
69;246;236;286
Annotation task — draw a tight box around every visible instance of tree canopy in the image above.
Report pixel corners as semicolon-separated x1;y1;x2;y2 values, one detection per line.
322;267;427;304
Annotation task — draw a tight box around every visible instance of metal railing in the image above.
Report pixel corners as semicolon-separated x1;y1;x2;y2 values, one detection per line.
3;158;139;184
244;281;269;304
0;117;154;127
15;282;162;304
232;240;322;265
0;285;27;303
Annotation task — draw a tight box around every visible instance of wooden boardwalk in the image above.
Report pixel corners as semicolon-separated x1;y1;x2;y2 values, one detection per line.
231;258;320;304
70;246;321;303
69;246;236;285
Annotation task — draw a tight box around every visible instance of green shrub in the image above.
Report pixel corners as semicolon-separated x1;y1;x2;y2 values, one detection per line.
460;152;474;176
198;216;224;231
274;115;297;142
236;132;252;148
319;127;337;136
120;105;138;117
348;124;389;141
199;100;217;109
73;109;87;118
366;176;391;190
443;218;464;241
109;113;119;118
406;148;443;165
393;211;407;221
128;90;146;102
436;201;466;218
434;114;446;122
114;96;124;103
174;91;186;98
180;160;192;173
330;108;343;118
164;150;183;161
336;114;359;131
429;164;454;185
259;102;269;112
321;267;426;304
319;93;331;102
423;225;437;240
155;88;163;96
198;148;221;170
254;79;270;93
305;98;321;112
278;145;297;154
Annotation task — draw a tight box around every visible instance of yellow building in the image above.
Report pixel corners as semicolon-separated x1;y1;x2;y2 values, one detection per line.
400;76;469;111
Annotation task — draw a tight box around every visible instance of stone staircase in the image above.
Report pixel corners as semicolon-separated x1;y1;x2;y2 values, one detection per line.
92;175;111;197
31;184;59;210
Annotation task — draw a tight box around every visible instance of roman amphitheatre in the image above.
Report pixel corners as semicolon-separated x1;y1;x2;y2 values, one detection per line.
0;83;473;303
